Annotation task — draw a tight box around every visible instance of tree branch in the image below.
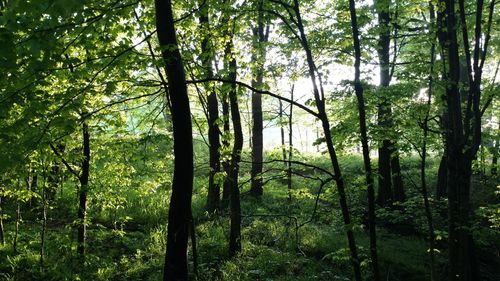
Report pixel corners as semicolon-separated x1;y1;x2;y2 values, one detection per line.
186;78;320;118
49;143;80;179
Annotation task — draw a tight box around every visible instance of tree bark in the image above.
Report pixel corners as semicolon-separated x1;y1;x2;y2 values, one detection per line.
199;0;221;213
375;0;393;207
250;0;267;197
436;152;447;199
280;100;287;163
13;194;20;253
436;0;491;279
189;210;198;278
40;171;47;271
348;1;380;279
391;151;405;201
224;26;244;257
491;123;498;175
222;91;231;204
225;35;243;257
287;87;294;201
155;0;194;279
77;120;89;259
47;151;62;201
374;0;405;206
0;196;4;245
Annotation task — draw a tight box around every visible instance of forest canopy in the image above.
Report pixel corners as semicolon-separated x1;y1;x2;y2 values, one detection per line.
0;0;499;280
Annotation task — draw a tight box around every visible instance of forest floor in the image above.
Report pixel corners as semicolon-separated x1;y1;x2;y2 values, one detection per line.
0;154;499;281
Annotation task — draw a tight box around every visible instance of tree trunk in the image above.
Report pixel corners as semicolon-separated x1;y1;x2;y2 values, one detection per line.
222;92;231;204
348;1;380;279
437;0;485;279
374;0;405;206
77;120;90;259
250;0;267;197
40;173;47;271
155;0;194;279
287;87;294;201
421;111;437;281
280;100;287;162
13;197;20;253
421;4;437;278
189;210;198;278
0;196;4;245
391;151;405;201
224;32;243;258
199;0;221;213
47;155;62;201
436;153;448;199
27;172;38;207
377;140;392;206
491;123;498;175
375;0;393;207
292;1;362;279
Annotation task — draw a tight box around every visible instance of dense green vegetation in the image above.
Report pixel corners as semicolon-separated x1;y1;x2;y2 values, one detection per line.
0;150;498;280
0;0;499;280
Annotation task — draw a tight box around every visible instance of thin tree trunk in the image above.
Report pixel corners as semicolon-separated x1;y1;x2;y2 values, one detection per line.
248;101;252;150
77;120;90;259
47;160;60;201
280;100;287;162
250;0;267;197
27;172;38;207
13;195;20;253
31;174;37;207
155;0;194;279
491;123;498;175
287;87;294;201
225;31;243;257
199;0;221;213
292;1;362;279
40;172;47;271
348;1;380;279
316;126;320;152
421;104;437;281
222;92;231;204
421;4;437;278
0;196;4;246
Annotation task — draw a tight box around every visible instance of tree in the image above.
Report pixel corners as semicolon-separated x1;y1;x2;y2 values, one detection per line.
417;3;438;279
436;0;496;279
0;194;4;246
348;0;380;280
223;21;243;258
374;0;405;206
199;0;222;213
78;120;90;258
155;0;194;279
266;0;363;279
49;117;91;260
250;0;269;197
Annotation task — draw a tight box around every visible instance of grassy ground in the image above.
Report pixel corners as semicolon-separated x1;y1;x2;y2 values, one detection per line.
0;153;498;280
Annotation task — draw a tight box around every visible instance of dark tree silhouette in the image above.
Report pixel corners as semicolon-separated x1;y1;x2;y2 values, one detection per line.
155;0;194;279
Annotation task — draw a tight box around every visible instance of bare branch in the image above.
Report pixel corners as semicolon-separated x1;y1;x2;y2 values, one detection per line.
186;78;320;118
49;143;80;179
